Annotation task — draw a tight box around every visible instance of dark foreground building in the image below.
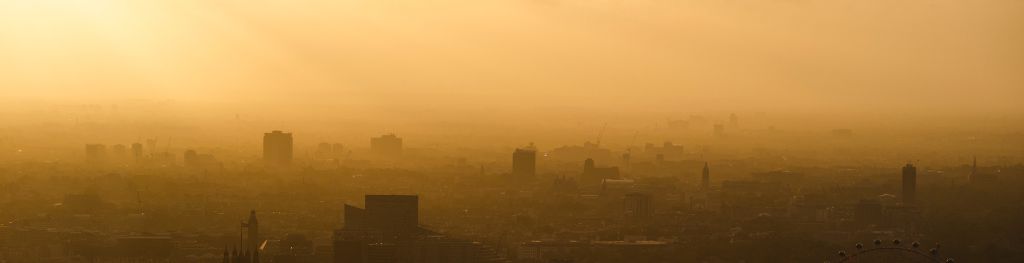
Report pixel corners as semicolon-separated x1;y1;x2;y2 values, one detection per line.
333;195;503;263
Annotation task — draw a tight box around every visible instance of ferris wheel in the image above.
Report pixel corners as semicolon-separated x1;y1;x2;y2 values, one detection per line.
827;239;954;263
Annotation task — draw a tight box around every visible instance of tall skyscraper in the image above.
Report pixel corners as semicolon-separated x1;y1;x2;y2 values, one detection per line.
370;134;403;157
263;130;293;165
702;162;710;189
902;163;917;204
512;147;537;178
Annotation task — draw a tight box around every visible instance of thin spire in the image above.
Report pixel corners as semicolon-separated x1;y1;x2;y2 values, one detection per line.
970;155;978;183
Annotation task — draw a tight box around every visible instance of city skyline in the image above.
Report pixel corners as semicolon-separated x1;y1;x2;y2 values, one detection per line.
1;0;1021;262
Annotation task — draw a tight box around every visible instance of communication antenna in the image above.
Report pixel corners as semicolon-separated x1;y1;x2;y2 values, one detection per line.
595;123;608;147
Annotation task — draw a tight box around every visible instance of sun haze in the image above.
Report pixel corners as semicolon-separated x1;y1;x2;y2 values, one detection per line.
0;1;1022;262
2;1;1021;112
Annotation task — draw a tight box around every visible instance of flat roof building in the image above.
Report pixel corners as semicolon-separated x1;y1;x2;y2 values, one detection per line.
263;130;293;165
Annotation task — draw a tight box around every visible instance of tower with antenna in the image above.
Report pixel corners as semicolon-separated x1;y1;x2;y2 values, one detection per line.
902;163;917;204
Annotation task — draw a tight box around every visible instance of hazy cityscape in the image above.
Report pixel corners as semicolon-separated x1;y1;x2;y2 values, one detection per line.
2;0;1023;262
0;105;1020;262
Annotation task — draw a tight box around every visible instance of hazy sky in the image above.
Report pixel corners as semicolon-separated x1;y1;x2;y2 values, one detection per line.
1;0;1022;114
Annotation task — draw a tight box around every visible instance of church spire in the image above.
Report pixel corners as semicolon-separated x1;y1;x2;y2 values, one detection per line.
245;210;260;263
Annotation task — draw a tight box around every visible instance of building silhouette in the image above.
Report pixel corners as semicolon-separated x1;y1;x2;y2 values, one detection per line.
183;149;222;169
335;195;420;262
184;149;198;167
333;195;501;263
624;193;653;219
365;195;419;235
548;141;612;163
513;146;537;178
316;142;346;159
146;138;158;156
224;210;262;263
317;143;332;158
131;142;144;159
644;142;684;160
263;130;293;165
582;158;620;183
338;195;421;241
902;163;917;204
702;162;710;189
245;210;260;254
370;134;403;157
